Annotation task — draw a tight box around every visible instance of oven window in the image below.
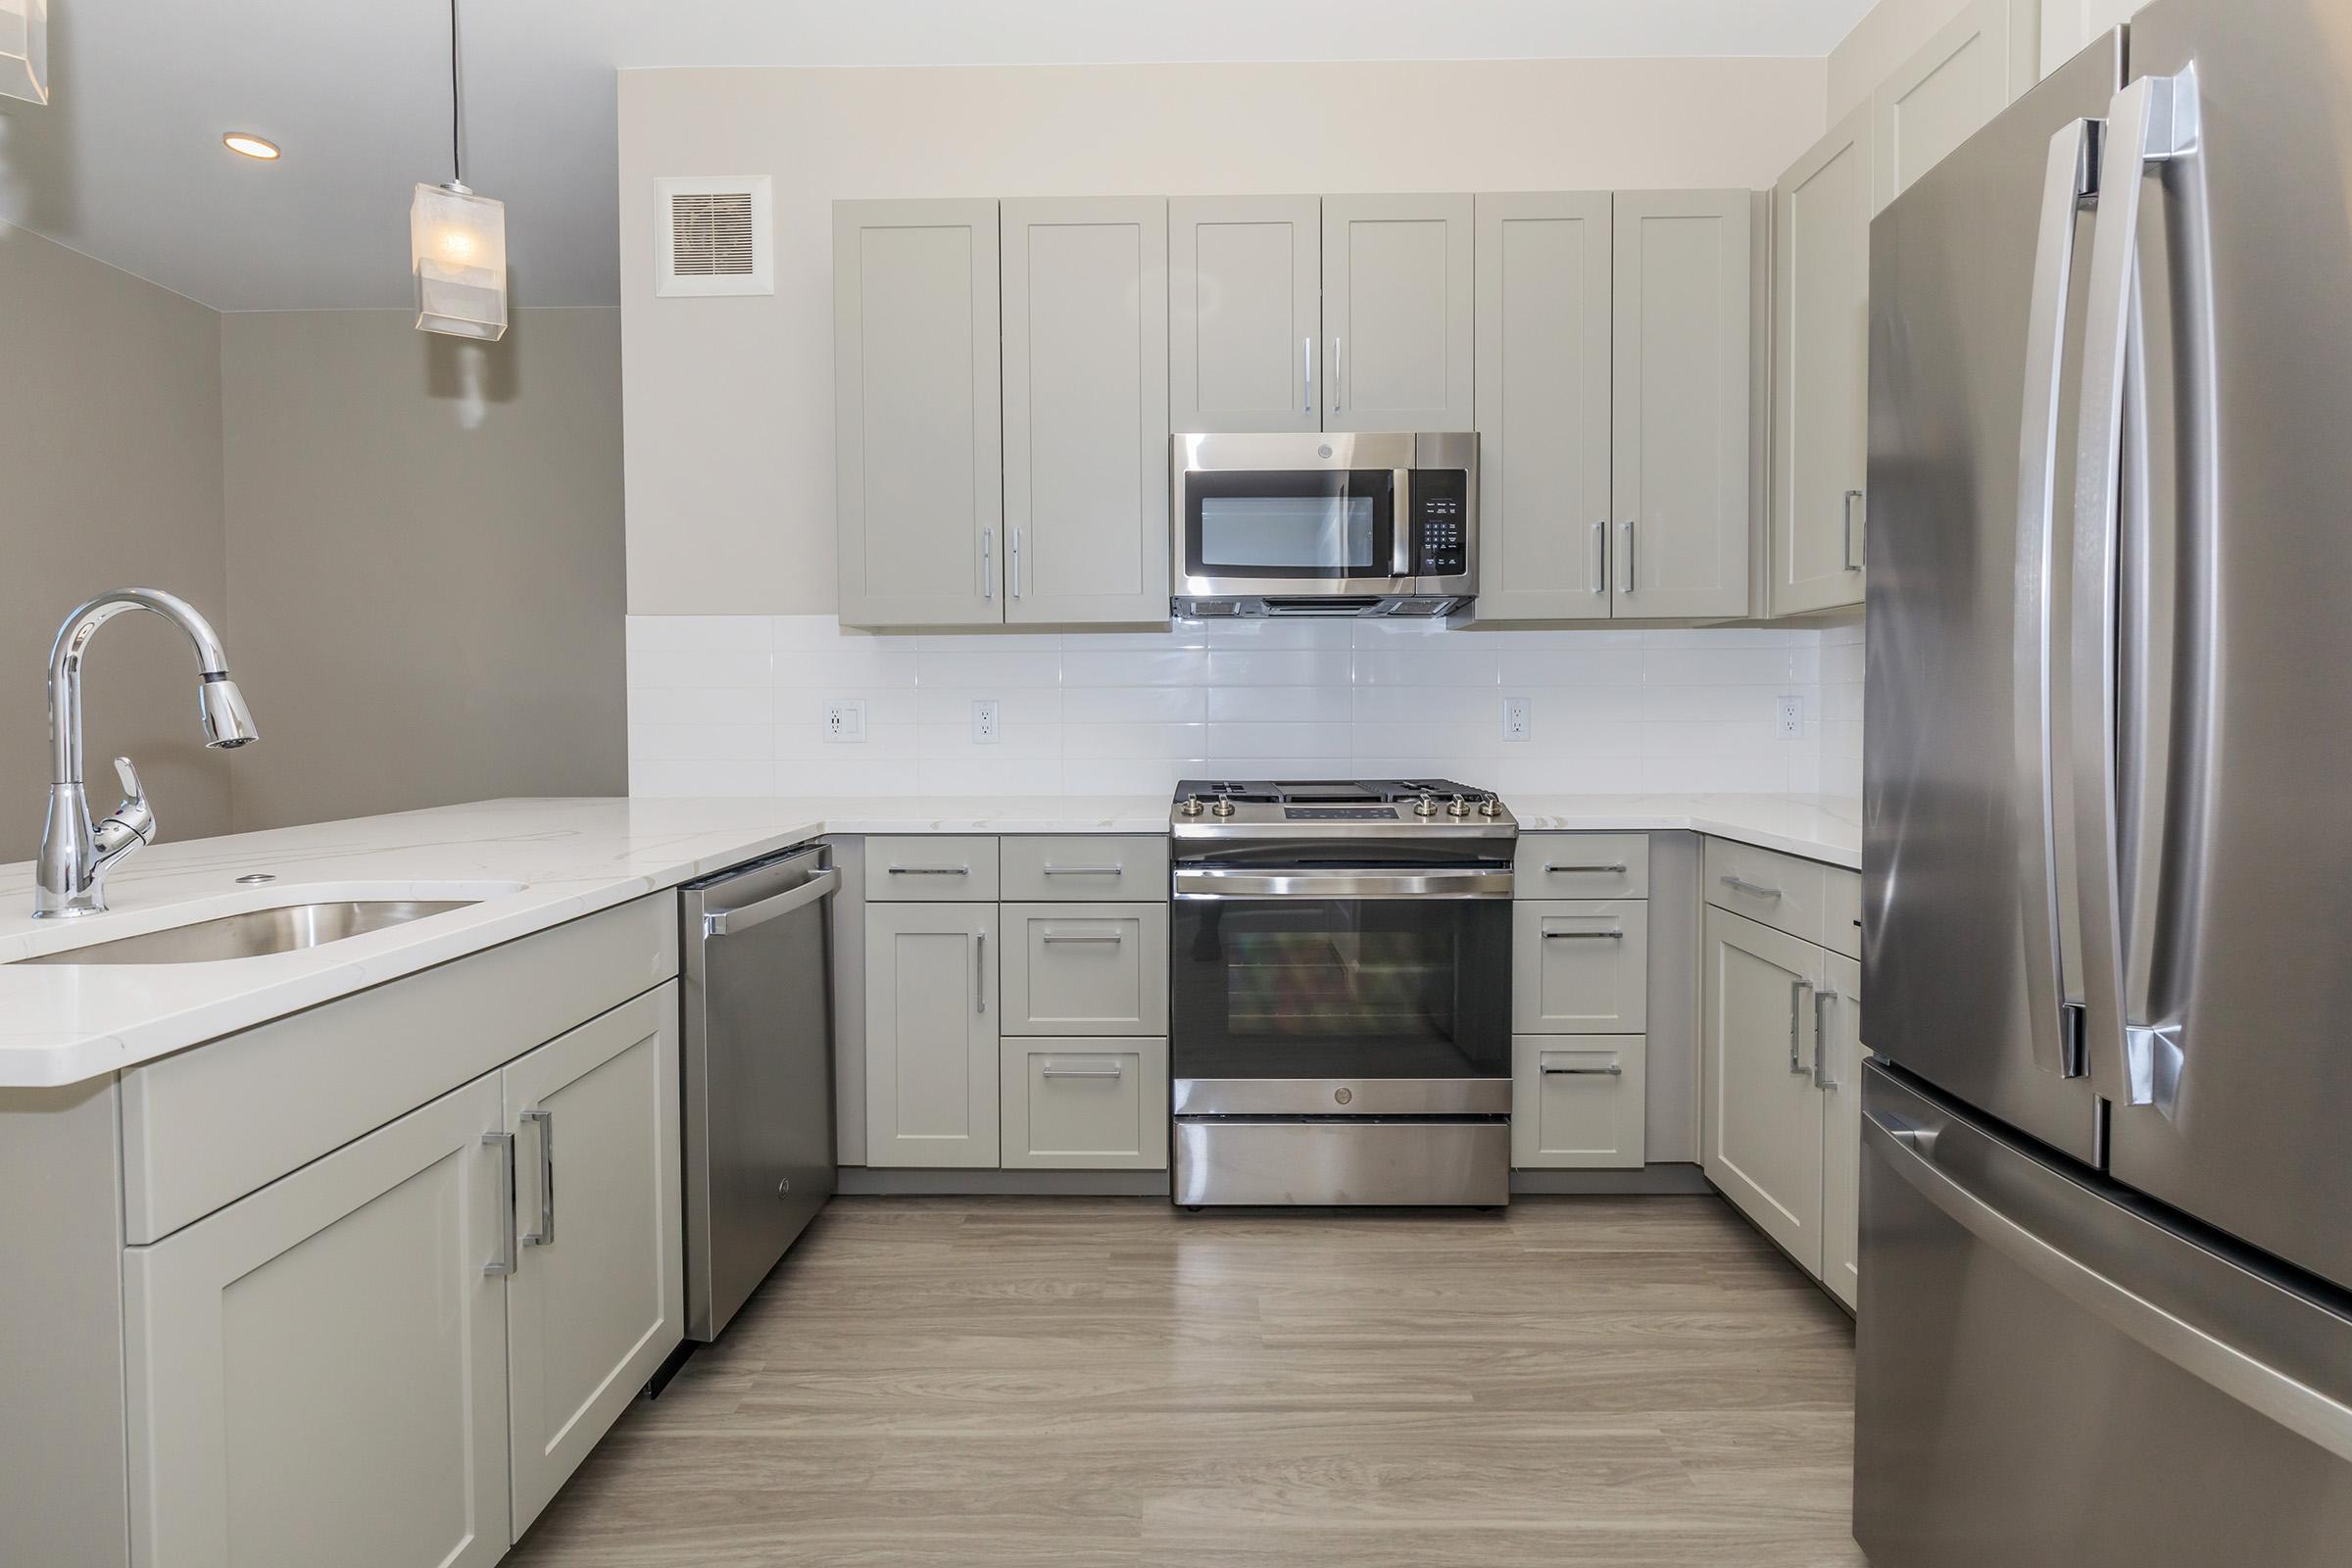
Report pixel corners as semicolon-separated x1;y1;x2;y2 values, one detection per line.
1170;895;1509;1080
1185;469;1396;579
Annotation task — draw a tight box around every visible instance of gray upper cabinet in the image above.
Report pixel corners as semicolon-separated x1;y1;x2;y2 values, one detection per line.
1770;106;1873;616
1169;195;1322;433
1870;0;2036;215
1001;197;1171;625
1471;192;1614;620
1610;190;1753;619
835;199;1004;628
1321;194;1475;433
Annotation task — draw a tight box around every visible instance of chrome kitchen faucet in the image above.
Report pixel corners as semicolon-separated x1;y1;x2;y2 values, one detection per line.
34;589;258;918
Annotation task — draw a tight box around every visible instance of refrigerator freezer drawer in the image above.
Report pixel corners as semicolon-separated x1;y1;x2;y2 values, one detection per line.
1855;1063;2352;1567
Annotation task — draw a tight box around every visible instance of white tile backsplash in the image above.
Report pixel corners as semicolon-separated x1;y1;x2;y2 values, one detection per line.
627;614;1848;799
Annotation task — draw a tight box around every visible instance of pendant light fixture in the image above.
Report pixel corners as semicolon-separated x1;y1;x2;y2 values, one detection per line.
411;0;507;340
1;0;46;106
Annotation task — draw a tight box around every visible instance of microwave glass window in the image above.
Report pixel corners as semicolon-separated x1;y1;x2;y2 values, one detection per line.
1200;495;1376;572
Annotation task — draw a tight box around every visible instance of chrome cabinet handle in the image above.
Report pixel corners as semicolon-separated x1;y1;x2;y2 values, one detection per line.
1333;335;1344;414
1041;864;1124;877
520;1107;555;1247
888;865;970;876
1041;931;1124;944
1788;980;1815;1075
1010;526;1023;600
1303;335;1313;416
1543;929;1624;941
1618;519;1635;594
482;1131;516;1277
1720;873;1783;901
1814;991;1838;1090
1042;1065;1124;1079
1544;862;1627;875
975;932;986;1012
1543;1063;1623;1077
980;528;995;600
1591;520;1607;595
1842;490;1865;571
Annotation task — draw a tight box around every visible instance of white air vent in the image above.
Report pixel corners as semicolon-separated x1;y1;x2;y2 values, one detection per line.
654;175;772;298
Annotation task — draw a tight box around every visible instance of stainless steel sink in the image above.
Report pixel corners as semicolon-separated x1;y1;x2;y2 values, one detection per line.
20;901;475;964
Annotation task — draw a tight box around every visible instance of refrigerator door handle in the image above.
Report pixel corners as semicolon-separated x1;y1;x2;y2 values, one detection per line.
1865;1098;2352;1466
2014;117;2100;1081
2071;69;2200;1108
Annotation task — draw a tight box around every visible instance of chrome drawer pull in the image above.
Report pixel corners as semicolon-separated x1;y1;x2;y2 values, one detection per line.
520;1107;555;1247
1041;931;1124;944
1543;929;1624;941
974;932;986;1013
1721;873;1783;901
1544;861;1628;874
1042;1065;1124;1080
1814;991;1839;1091
1789;980;1815;1075
888;865;970;876
482;1131;516;1277
1543;1064;1623;1077
1041;865;1124;876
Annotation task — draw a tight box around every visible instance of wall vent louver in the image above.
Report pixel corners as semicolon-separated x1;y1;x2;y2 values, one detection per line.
654;175;773;298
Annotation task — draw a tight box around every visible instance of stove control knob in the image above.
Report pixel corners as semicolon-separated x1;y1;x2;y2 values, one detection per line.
1178;794;1204;817
1478;795;1503;817
1446;794;1471;817
1413;793;1439;817
1210;796;1237;817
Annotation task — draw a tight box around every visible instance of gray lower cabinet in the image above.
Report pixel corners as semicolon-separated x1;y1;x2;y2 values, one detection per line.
124;1075;514;1568
1001;1038;1170;1170
1472;191;1615;620
999;902;1169;1037
835;199;1004;628
1818;952;1864;1309
1169;194;1323;433
1512;900;1649;1035
1511;1035;1647;1169
864;902;1002;1167
1702;906;1829;1277
1000;197;1171;625
500;985;684;1535
1321;193;1475;433
1610;190;1753;619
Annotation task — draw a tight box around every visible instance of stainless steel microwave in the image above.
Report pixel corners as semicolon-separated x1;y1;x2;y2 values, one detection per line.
1170;432;1478;618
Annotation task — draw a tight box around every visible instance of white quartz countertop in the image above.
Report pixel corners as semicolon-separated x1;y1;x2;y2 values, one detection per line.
0;792;1856;1088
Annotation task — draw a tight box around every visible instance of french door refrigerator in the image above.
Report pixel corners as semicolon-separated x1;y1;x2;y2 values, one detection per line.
1857;3;2352;1562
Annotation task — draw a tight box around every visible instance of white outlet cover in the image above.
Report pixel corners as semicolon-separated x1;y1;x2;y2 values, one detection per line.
824;699;867;744
1775;695;1805;738
1502;695;1532;743
971;699;1000;745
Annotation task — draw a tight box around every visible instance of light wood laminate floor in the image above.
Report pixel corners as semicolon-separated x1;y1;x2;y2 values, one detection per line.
508;1196;1866;1567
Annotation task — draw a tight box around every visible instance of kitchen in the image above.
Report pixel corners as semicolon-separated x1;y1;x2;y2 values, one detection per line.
3;1;2347;1565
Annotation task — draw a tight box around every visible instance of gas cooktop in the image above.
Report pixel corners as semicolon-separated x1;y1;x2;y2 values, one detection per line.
1170;778;1516;840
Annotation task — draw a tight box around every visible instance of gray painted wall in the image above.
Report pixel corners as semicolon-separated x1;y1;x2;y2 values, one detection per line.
0;222;232;864
220;309;628;831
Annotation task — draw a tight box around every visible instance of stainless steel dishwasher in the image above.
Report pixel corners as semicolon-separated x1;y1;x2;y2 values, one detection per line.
679;843;839;1342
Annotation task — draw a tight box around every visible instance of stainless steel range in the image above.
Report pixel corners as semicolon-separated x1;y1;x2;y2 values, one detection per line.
1167;779;1516;1207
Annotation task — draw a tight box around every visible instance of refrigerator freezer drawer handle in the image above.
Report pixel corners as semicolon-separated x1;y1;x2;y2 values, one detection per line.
1865;1111;2352;1466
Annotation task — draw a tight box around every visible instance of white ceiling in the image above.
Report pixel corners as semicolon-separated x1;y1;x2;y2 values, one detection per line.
0;1;1874;313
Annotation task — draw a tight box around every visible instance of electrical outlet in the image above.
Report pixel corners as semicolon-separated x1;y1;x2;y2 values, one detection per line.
1502;695;1532;743
971;699;1000;745
1775;695;1805;738
823;700;867;744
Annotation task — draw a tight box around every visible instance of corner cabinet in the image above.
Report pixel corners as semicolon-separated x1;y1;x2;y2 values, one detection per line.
1170;195;1324;433
1320;194;1475;433
835;200;1004;628
1769;106;1873;616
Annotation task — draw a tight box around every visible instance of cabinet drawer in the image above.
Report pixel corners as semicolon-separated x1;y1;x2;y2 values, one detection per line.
863;836;1000;901
1513;834;1650;899
1512;1036;1646;1169
1823;865;1862;960
1000;903;1169;1037
1001;1038;1169;1170
1000;835;1168;902
1512;901;1648;1034
1704;838;1828;946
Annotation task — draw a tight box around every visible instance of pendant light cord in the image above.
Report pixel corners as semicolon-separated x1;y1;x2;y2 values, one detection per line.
449;0;464;186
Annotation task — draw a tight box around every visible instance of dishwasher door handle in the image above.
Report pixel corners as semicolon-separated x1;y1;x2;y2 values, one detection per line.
704;867;839;938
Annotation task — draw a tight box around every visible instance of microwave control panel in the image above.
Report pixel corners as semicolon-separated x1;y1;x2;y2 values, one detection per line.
1411;470;1469;576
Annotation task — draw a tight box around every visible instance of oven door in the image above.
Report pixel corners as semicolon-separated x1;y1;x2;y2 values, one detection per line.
1170;865;1511;1115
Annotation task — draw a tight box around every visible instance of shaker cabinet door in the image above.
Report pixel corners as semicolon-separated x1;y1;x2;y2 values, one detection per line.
123;1077;513;1568
1472;191;1615;621
1771;106;1873;616
1610;190;1752;619
1321;193;1474;432
1169;195;1322;433
864;903;1002;1167
1001;197;1171;625
835;199;1005;628
1702;907;1827;1274
502;984;684;1535
1871;0;2036;214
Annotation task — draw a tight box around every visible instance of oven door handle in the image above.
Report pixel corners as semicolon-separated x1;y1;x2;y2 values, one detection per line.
1172;866;1514;901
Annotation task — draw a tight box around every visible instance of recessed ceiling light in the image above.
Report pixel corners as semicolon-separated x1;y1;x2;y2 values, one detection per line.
222;132;280;161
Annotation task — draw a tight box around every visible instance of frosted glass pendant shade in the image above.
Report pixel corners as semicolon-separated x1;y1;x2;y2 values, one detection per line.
411;182;508;340
1;0;47;105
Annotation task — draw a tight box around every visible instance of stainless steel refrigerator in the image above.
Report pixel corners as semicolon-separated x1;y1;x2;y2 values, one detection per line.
1858;2;2352;1560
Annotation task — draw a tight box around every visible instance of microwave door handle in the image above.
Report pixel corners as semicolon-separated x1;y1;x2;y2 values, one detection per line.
2014;118;2097;1081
